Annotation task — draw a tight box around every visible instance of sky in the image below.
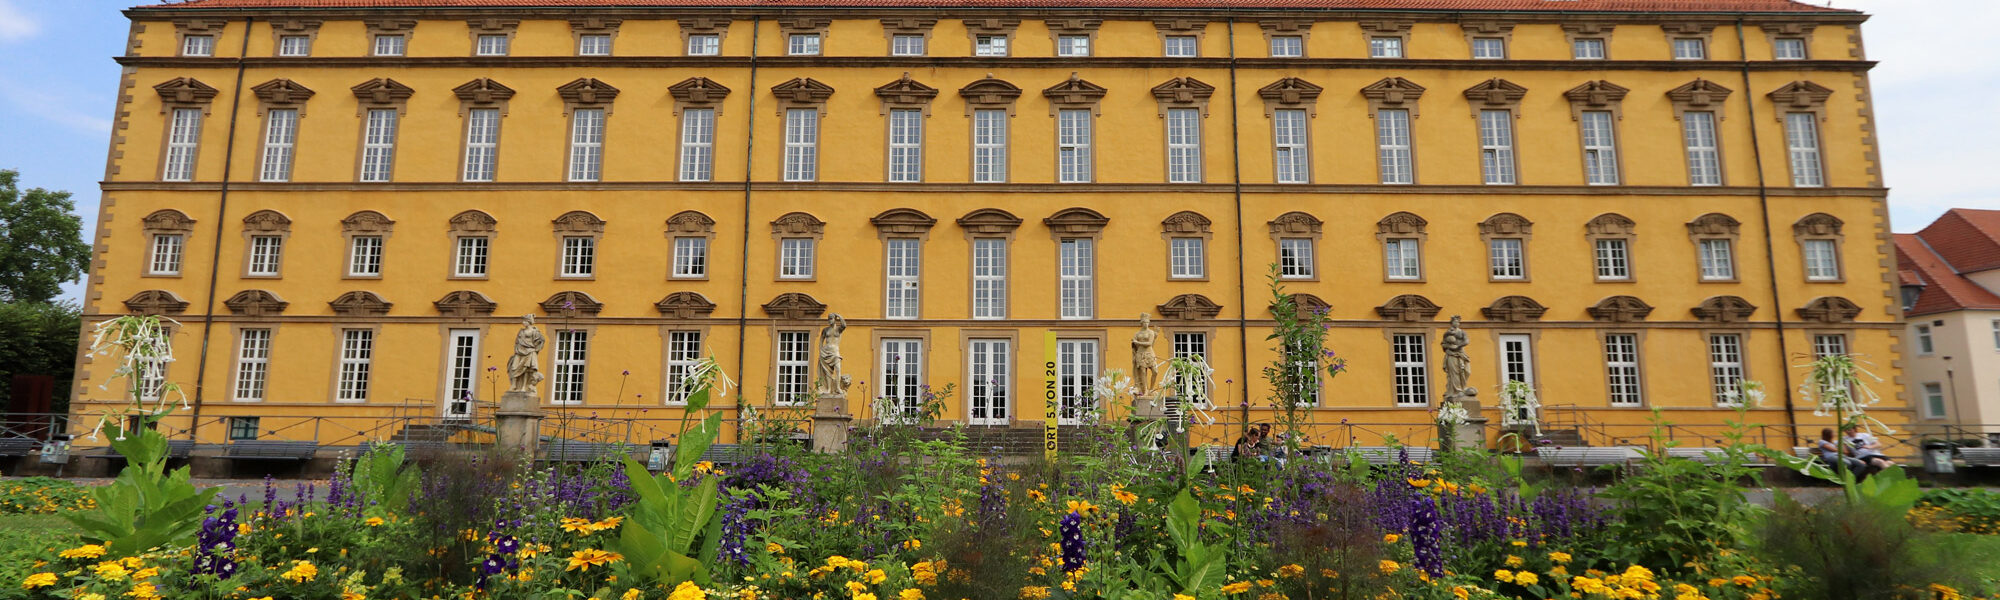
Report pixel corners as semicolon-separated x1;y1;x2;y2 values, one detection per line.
1;0;1997;303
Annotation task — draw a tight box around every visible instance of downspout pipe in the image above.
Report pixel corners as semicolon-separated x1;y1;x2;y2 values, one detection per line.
1735;18;1799;436
187;17;254;442
1226;19;1252;441
733;17;761;441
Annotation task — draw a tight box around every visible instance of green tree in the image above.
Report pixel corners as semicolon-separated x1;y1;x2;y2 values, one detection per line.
0;300;82;412
0;169;92;303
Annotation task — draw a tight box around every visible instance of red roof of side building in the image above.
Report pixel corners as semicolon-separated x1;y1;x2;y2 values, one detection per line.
1896;233;2000;317
134;0;1852;11
1916;208;2000;275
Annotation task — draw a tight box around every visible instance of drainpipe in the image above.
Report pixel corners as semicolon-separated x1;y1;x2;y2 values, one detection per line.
186;17;255;443
732;16;762;443
1225;18;1252;444
1735;18;1799;438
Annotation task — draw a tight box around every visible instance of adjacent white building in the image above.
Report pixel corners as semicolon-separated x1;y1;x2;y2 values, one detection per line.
1896;209;2000;443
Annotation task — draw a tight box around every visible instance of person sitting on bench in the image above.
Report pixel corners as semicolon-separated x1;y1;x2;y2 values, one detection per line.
1816;428;1868;480
1843;424;1896;473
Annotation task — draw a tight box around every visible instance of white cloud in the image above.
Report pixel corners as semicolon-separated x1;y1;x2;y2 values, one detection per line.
0;78;112;135
0;0;39;43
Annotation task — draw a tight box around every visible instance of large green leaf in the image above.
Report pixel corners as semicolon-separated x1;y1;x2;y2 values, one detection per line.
669;413;725;481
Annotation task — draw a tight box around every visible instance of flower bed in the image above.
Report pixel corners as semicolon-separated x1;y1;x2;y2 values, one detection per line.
0;476;93;515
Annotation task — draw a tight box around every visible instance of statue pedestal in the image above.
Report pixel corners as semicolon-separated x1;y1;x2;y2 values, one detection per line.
1437;398;1489;452
495;391;545;457
1128;393;1185;452
810;393;852;453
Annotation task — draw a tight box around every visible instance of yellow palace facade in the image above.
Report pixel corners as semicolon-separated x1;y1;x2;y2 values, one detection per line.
77;0;1905;449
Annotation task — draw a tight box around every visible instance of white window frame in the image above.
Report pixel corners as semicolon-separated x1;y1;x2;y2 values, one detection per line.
164;108;202;182
1683;111;1722;186
891;34;926;56
336;329;373;403
1278;238;1315;279
971;238;1007;319
1392;333;1429;407
347;235;383;277
1604;333;1642;407
967;338;1011;425
1057;109;1093;183
1489;237;1525;280
566;108;605;182
1163;35;1198;57
1499;333;1535;388
1169;237;1205;280
672;236;708;279
1673;38;1706;60
462;107;499;182
1708;333;1746;406
1774;37;1808;60
877;338;923;423
1471;37;1507;59
1923;382;1947;419
1171;332;1211;407
1785;112;1825;187
664;331;703;405
1369;36;1403;58
1478;109;1517;185
678;107;715;182
1803;238;1841;281
686;33;720;56
1812;333;1848;358
1698;239;1736;281
1594;239;1631;281
550;330;588;405
577;33;612;56
1384;238;1421;280
149;234;184;276
232;328;272;402
887;108;924;182
278;35;311;57
1056;35;1091;57
1056;338;1098;425
1580;110;1620;185
1916;324;1934;354
183;34;215;57
974;35;1009;57
783;108;819;182
247;235;284;276
774;331;812;406
1272;108;1309;184
560;236;596;278
1991;319;1999;351
1376;108;1414;184
475;34;510;56
1166;107;1203;183
1059;238;1095;319
454;236;489;278
360;108;398;182
259;108;298;182
972;108;1008;183
443;329;480;418
884;238;921;319
1573;38;1606;60
788;33;821;56
1269;35;1303;57
780;237;815;279
372;34;406;57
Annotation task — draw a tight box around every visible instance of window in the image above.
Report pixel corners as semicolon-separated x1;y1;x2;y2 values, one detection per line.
1478;109;1517;185
232;328;271;401
444;329;480;418
1672;38;1706;60
672;236;708;278
560;236;595;278
1057;35;1092;57
360;108;398;182
372;34;406;57
788;33;820;56
1683;111;1722;186
348;235;383;277
1171;332;1211;405
974;35;1009;57
462;108;499;182
972;109;1008;183
1471;37;1507;59
1698;239;1735;281
1594;239;1631;280
1166;107;1203;183
1059;238;1095;319
454;236;489;277
1499;334;1534;387
891;34;926;56
258;108;297;182
149;234;184;276
1489;238;1525;280
780;238;815;279
687;33;720;56
247;235;283;276
1272;109;1309;184
1916;324;1934;354
1169;237;1205;279
1056;339;1098;424
1057;109;1093;183
1708;333;1746;405
783;108;818;182
228;417;260;441
887;108;924;182
1384;238;1421;280
337;329;373;402
664;331;703;404
1580;110;1620;185
971;238;1007;319
577;34;612;56
774;331;811;405
551;330;588;405
1376;108;1414;184
163;108;202;182
476;34;509;56
678;107;715;182
1392;333;1429;406
878;339;923;423
137;358;166;402
1803;239;1841;281
1269;35;1303;57
1784;112;1824;187
1163;35;1197;57
1812;333;1847;358
1992;319;1999;350
1288;340;1323;407
1278;238;1315;279
278;35;311;56
1573;38;1606;59
885;238;921;319
183;34;215;57
1774;38;1807;60
1923;383;1948;419
567;108;605;182
967;339;1010;425
1369;36;1403;58
1604;333;1642;406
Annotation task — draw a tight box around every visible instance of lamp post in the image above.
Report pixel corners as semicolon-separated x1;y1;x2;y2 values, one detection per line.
1945;356;1964;443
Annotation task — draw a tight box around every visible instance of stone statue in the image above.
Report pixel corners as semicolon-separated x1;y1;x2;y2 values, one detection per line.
1441;315;1476;401
507;314;545;395
815;313;850;397
1132;313;1161;397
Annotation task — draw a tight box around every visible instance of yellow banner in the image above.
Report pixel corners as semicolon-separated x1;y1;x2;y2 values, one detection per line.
1043;330;1059;460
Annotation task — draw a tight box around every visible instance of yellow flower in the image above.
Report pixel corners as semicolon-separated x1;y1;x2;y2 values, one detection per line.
93;562;130;580
1550;565;1569;577
1548;551;1572;564
1516;572;1539;586
1929;584;1961;600
668;581;705;600
898;589;923;600
1495;569;1515;583
1220;581;1252;594
59;544;107;559
846;582;867;595
766;542;785;553
592;516;625;531
1174;596;1195;600
623;589;644;600
1026;490;1047;503
562;517;597;533
21;572;56;589
1382;533;1401;544
856;595;877;600
1504;555;1524;567
79;594;106;600
902;539;920;550
1407;478;1432;488
1731;575;1757;586
1112;488;1138;505
1451;586;1470;600
280;560;318;583
867;569;887;584
1276;564;1304;578
565;548;624;571
1378;560;1400;574
1018;586;1050;600
1065;500;1099;515
1509;540;1528;548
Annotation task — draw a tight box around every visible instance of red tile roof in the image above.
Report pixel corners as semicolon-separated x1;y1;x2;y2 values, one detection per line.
1916;208;2000;275
135;0;1851;11
1896;230;2000;317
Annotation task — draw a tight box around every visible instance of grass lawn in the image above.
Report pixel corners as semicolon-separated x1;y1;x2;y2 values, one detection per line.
0;513;79;555
1948;532;2000;584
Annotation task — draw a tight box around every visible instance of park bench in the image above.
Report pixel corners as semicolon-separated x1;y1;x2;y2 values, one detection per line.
88;439;195;461
0;438;42;458
1538;446;1638;468
1345;446;1434;465
699;443;744;466
1663;447;1776;468
540;441;628;463
223;440;319;462
1961;447;2000;467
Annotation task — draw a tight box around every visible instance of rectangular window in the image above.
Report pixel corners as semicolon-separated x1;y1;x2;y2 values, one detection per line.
444;329;480;418
780;238;815;279
163;108;201;182
687;33;720;56
1489;238;1525;280
1370;36;1403;58
1916;324;1934;354
567;108;605;182
788;33;820;56
1166;107;1202;183
1595;239;1631;280
1803;239;1841;281
975;35;1009;57
1057;35;1092;57
336;329;373;402
1684;111;1722;186
1060;238;1095;319
1272;109;1310;184
1056;339;1098;424
1774;38;1807;60
475;34;509;56
551;330;588;405
1269;35;1303;57
972;109;1008;183
183;34;215;57
1278;238;1315;279
348;235;383;277
1708;333;1745;405
1472;37;1507;59
1057;109;1093;183
1673;38;1706;60
1163;35;1197;57
278;35;311;57
1499;334;1534;386
878;339;923;423
137;358;166;402
885;238;921;319
1393;333;1429;406
561;236;596;278
462;108;499;182
783;108;818;182
1992;319;1999;350
1923;383;1947;419
887;108;924;182
1376;108;1414;184
1573;38;1606;59
1699;239;1735;281
373;34;405;57
361;108;398;182
149;234;184;276
1384;238;1421;280
967;338;1010;425
891;34;926;56
1581;110;1620;185
678;107;715;182
259;108;297;182
1812;333;1848;358
774;331;811;405
1478;109;1517;185
454;236;489;277
672;236;708;279
247;235;283;276
971;238;1007;319
664;331;703;404
577;34;612;56
228;417;260;441
1171;332;1211;405
1170;237;1205;279
1604;333;1642;407
232;328;271;401
1785;112;1825;187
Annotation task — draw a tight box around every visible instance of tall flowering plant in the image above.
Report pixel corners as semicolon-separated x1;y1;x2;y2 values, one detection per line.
1261;267;1347;450
1497;380;1541;436
611;357;734;587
